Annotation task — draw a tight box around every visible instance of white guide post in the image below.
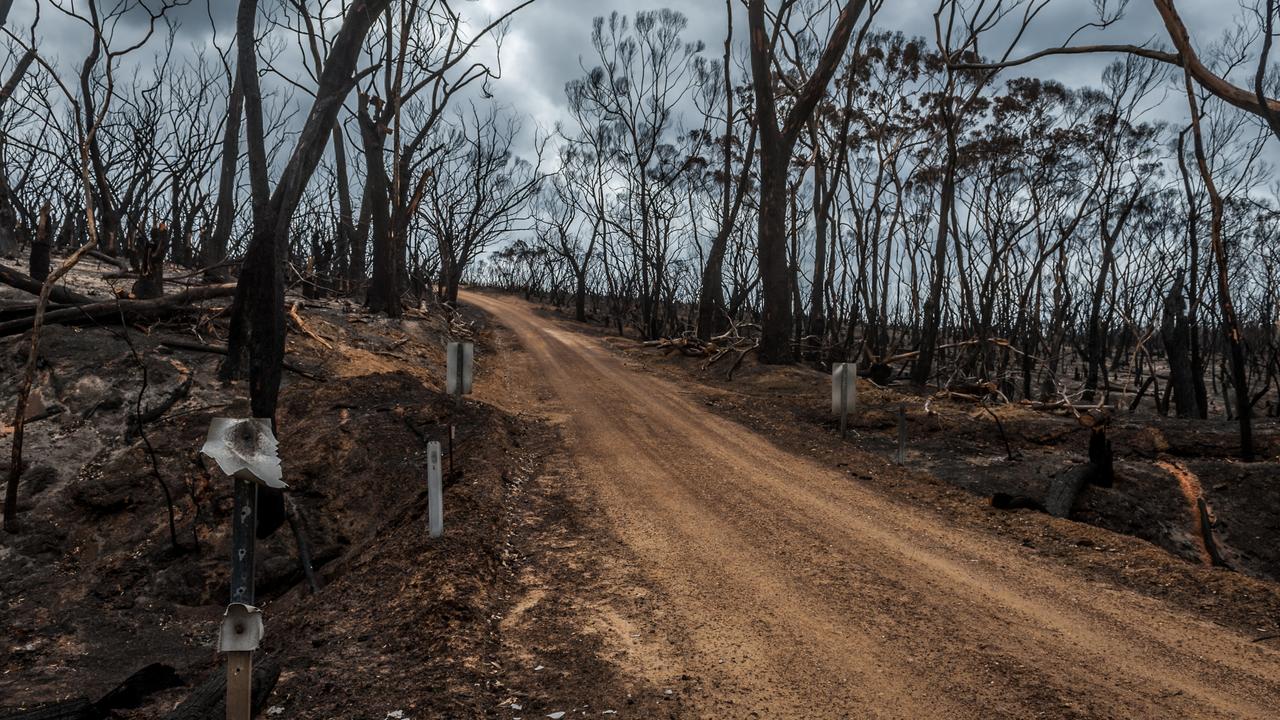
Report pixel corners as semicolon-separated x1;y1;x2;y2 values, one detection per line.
427;440;443;538
832;363;857;440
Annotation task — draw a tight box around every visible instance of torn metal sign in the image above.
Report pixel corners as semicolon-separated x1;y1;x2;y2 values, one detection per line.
217;603;264;652
201;418;287;489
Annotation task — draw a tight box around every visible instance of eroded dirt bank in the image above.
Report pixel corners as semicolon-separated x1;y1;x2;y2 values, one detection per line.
0;259;646;718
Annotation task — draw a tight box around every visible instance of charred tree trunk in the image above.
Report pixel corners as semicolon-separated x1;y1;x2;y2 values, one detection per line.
697;2;751;341
0;49;35;257
224;0;392;417
28;205;50;282
1184;69;1254;461
359;96;400;317
807;131;829;353
748;0;866;364
1161;269;1201;418
756;147;793;362
913;125;957;386
574;267;588;322
0;173;19;258
130;223;169;300
206;70;244;279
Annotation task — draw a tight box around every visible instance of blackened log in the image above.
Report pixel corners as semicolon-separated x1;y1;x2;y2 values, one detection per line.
1045;464;1094;518
162;658;278;720
0;264;91;304
0;284;235;336
95;663;183;712
991;493;1046;512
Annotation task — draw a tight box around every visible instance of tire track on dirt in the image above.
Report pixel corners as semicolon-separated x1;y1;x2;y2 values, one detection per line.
466;290;1280;719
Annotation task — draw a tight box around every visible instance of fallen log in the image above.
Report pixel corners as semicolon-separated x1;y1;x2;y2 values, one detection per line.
0;264;92;305
86;249;129;272
95;663;184;713
991;493;1045;512
0;284;235;337
162;658;278;720
1044;427;1113;517
1044;463;1094;518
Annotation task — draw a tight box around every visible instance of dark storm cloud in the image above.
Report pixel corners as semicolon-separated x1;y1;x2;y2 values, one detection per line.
481;0;1238;136
4;0;1250;152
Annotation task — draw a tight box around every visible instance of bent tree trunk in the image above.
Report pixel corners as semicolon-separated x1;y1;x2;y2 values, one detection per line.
224;0;393;419
747;0;867;364
1184;68;1254;460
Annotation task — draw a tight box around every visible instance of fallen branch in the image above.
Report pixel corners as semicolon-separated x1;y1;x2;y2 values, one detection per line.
86;249;129;272
288;301;333;350
0;264;92;305
159;338;324;380
726;340;758;380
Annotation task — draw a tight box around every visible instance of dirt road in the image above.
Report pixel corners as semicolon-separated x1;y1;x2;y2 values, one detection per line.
465;291;1280;719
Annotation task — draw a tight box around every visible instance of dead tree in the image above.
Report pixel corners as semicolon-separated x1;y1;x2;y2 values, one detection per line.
1161;269;1201;417
748;0;871;363
130;222;168;299
222;0;392;420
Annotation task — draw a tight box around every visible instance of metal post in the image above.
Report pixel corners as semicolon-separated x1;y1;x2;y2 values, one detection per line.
895;403;907;465
448;424;455;478
839;369;848;440
228;478;257;720
427;441;443;538
453;342;463;409
832;363;856;440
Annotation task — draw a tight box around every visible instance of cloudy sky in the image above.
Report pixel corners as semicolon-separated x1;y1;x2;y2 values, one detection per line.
478;0;1242;133
4;0;1262;160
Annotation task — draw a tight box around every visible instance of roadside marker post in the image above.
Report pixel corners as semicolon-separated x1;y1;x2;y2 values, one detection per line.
446;341;474;408
200;418;286;720
444;341;472;483
895;404;907;465
831;363;857;439
427;440;444;538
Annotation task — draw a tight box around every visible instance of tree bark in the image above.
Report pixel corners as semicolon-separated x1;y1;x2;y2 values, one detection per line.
748;0;867;363
206;69;243;279
223;0;393;421
1161;269;1201;418
359;96;400;317
1183;69;1253;460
